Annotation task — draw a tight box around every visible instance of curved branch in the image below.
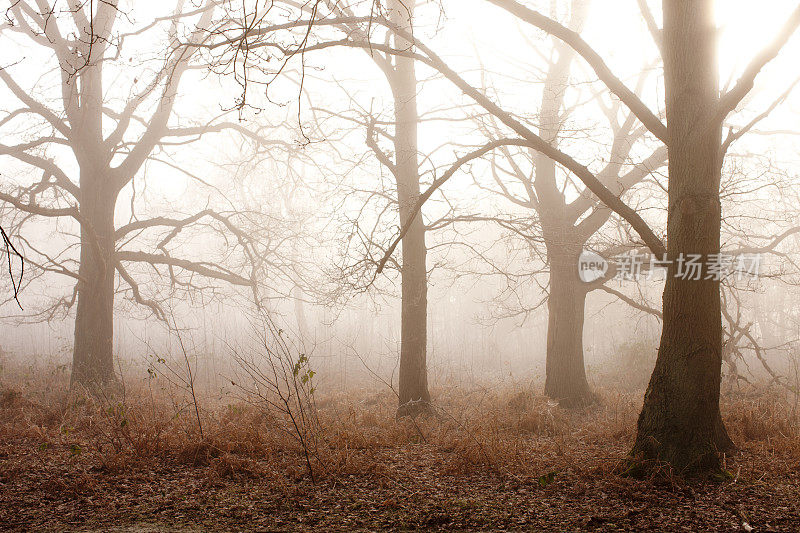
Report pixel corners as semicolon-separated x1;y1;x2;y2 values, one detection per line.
115;259;167;321
376;138;533;273
595;284;662;320
290;28;667;257
0;67;72;139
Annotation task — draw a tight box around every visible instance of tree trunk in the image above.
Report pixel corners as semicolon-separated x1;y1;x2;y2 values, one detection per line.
389;0;430;416
293;285;310;343
631;0;734;474
544;248;593;406
536;148;594;407
71;180;117;388
396;215;429;413
534;4;592;406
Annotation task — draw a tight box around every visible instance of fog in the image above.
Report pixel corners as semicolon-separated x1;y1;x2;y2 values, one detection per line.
2;0;800;528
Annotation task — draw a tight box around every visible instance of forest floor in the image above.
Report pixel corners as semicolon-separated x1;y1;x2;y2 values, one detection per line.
1;369;799;531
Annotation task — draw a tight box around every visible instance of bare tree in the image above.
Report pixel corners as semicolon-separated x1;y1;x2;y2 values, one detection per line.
457;0;666;406
0;0;287;388
315;0;431;415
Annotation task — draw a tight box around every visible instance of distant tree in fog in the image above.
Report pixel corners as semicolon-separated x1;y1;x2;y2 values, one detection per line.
316;0;432;416
218;0;497;415
461;0;666;406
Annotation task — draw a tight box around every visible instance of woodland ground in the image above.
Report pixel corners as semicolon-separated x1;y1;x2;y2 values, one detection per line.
1;364;799;532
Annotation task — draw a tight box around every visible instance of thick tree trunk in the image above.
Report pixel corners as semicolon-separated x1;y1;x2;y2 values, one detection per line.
536;145;594;407
631;0;734;473
544;248;593;406
71;181;117;388
389;0;430;416
534;6;593;406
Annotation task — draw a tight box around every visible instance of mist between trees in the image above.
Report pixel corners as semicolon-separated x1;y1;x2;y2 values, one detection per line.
2;0;800;490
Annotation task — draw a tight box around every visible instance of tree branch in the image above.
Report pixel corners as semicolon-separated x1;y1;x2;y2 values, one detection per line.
484;0;668;143
717;3;800;119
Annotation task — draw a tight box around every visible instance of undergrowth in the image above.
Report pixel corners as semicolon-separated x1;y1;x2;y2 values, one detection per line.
1;363;798;486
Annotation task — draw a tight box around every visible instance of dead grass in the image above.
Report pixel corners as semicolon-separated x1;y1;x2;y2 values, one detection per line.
2;363;800;531
2;363;798;483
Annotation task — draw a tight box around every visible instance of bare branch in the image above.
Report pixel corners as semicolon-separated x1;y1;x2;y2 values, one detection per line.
117;250;254;288
376;138;535;274
718;4;800;119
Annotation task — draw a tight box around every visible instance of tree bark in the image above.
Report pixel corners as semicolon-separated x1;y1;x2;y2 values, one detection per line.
389;0;431;415
71;178;118;388
631;0;734;473
544;246;593;406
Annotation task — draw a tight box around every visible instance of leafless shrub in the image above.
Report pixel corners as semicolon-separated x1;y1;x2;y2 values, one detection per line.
228;312;321;481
